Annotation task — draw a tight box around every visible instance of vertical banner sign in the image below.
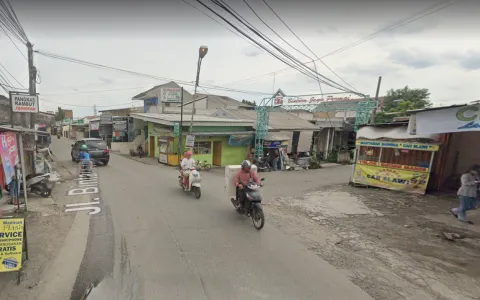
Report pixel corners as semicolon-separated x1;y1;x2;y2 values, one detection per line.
173;123;180;137
185;135;195;148
11;94;39;113
0;133;19;185
0;218;25;272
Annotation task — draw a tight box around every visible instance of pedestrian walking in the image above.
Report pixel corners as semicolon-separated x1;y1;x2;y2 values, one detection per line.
450;165;480;224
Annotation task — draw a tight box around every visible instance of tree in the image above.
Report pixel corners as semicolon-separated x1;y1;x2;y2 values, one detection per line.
242;99;256;106
375;86;432;123
55;106;65;121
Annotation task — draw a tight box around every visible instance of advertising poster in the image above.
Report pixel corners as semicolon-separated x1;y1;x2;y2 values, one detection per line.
0;133;19;185
352;163;430;194
0;218;24;272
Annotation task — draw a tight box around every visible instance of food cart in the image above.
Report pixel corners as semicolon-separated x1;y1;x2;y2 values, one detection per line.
351;127;440;194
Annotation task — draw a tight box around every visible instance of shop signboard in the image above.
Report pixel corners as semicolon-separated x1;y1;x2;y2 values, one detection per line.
263;140;288;148
100;114;113;124
415;104;480;134
0;132;19;185
90;121;100;131
11;94;39;113
185;135;195;148
352;162;430;194
173;123;180;137
160;88;182;103
355;140;439;151
113;120;127;131
0;218;25;272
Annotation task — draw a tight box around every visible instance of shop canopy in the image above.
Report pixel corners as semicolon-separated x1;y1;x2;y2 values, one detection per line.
0;125;50;136
357;125;440;141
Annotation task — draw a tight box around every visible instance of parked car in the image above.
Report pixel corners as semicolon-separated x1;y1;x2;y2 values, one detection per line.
71;138;110;166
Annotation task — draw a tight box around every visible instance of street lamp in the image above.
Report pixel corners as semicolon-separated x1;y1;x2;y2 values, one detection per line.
189;45;208;133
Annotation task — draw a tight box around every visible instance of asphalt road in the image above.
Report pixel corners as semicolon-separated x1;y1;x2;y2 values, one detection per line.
51;138;372;300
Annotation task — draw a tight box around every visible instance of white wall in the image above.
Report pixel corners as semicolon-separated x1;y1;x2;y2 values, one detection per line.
111;142;132;155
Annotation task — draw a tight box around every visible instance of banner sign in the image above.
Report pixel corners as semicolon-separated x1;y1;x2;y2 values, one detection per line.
415;104;480;134
228;134;253;146
356;140;439;151
0;133;19;185
160;88;182;103
100;114;113;124
113;120;127;131
90;121;100;131
185;135;195;148
352;163;430;194
11;94;39;113
0;218;25;272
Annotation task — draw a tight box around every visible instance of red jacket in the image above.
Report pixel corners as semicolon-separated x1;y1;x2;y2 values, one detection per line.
234;170;260;187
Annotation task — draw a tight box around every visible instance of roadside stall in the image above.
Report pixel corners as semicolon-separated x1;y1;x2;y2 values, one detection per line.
352;125;440;194
263;133;289;171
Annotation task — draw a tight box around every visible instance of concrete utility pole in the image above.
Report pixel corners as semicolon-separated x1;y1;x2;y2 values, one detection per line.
369;76;382;125
27;42;37;129
189;46;208;133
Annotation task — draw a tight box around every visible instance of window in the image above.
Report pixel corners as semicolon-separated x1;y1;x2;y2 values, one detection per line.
86;140;107;150
193;141;211;154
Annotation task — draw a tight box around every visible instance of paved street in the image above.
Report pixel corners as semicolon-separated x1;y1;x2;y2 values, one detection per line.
49;138;372;300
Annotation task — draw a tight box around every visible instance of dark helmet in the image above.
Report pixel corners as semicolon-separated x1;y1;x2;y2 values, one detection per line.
241;160;251;171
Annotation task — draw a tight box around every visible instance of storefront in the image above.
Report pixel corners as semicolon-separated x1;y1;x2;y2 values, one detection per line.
408;103;480;192
262;133;289;171
351;125;440;194
131;113;255;167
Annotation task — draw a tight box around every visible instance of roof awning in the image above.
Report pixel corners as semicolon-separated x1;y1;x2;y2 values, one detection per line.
0;125;50;135
264;132;291;141
187;131;255;136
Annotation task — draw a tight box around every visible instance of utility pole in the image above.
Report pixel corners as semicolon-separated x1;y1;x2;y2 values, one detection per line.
178;87;184;163
370;76;382;124
189;46;208;133
27;42;37;129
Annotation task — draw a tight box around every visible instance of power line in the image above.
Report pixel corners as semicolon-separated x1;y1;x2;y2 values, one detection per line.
0;0;28;44
34;49;279;96
0;26;27;60
223;0;455;87
198;0;361;95
179;0;263;53
40;97;140;108
42;86;151;96
0;61;25;88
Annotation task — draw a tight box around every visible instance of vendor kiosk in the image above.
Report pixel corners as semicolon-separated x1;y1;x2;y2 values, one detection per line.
352;139;439;194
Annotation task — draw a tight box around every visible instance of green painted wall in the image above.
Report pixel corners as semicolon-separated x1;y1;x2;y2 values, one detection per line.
146;122;250;165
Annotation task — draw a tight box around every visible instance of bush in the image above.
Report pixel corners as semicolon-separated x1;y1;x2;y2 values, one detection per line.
309;156;322;169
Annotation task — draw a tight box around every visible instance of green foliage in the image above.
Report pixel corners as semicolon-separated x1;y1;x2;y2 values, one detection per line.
326;149;338;163
309;155;322;169
55;106;65;121
242;99;256;106
375;86;432;124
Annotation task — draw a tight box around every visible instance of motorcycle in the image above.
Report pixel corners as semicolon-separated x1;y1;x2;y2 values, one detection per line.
6;173;54;198
230;178;265;230
57;133;61;139
254;157;271;172
178;167;202;199
137;145;145;158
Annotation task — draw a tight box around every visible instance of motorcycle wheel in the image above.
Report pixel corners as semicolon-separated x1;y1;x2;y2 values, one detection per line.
41;189;52;198
251;205;265;230
194;187;201;199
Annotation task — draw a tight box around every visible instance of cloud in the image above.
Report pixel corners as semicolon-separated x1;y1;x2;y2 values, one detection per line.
99;76;113;84
242;46;262;57
339;62;400;77
449;51;480;71
389;49;438;69
317;26;338;35
380;18;439;37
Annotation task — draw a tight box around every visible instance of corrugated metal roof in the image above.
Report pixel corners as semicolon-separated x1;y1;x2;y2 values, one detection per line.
214;109;318;131
131;113;253;126
0;125;49;135
407;104;469;114
195;93;253;108
264;132;291;141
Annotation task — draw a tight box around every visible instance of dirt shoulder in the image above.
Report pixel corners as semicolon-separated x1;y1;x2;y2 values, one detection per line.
266;184;480;300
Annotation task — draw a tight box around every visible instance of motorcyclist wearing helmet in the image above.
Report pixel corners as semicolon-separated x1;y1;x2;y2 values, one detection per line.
180;150;196;187
78;144;92;170
234;160;261;210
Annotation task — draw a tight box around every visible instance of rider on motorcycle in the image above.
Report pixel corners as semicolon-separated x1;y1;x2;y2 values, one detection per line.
234;160;261;210
180;150;196;187
78;144;92;171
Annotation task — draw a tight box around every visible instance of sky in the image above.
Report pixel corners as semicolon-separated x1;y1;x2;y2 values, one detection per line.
1;0;479;117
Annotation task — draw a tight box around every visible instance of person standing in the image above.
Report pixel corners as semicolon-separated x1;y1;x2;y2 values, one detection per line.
450;165;480;223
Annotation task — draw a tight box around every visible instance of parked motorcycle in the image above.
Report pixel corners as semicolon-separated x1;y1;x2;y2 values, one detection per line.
137;145;145;158
230;178;265;230
254;157;271;172
178;167;202;199
6;173;54;198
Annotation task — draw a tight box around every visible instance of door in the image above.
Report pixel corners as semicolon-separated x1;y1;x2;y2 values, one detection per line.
212;141;222;166
149;136;155;157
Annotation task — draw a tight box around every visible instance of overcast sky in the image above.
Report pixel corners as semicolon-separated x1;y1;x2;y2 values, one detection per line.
1;0;479;117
